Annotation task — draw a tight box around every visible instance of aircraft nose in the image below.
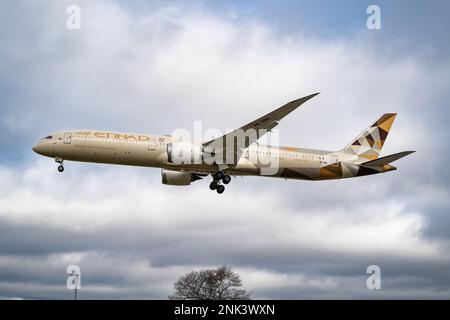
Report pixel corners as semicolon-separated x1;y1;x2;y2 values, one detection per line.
32;144;40;153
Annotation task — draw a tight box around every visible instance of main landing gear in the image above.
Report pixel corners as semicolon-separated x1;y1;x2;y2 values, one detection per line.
55;158;64;173
209;171;231;194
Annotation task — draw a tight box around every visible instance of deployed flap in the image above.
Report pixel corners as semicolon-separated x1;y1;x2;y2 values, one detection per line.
361;151;415;168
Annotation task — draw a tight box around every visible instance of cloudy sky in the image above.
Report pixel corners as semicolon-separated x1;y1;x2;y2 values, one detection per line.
0;0;449;299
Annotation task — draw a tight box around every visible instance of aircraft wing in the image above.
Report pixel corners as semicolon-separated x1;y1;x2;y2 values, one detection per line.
202;92;320;165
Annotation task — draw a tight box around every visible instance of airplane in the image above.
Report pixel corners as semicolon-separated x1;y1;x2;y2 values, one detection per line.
32;93;414;194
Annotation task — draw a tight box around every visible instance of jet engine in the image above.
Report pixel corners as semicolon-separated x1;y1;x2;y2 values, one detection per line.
166;142;203;164
161;169;204;186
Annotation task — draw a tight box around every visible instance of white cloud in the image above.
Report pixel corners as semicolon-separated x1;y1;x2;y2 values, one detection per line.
0;160;440;259
0;0;449;298
1;159;449;298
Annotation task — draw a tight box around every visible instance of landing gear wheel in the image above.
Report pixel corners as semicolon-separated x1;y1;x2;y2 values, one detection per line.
57;165;64;172
222;175;231;184
216;185;225;194
209;181;218;190
215;171;224;180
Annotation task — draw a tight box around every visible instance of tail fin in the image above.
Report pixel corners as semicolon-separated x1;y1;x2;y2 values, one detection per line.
342;113;397;161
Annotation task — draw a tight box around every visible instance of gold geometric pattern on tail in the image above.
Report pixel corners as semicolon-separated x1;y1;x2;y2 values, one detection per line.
345;113;397;160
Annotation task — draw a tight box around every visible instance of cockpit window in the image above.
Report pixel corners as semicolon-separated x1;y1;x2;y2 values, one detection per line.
43;135;52;140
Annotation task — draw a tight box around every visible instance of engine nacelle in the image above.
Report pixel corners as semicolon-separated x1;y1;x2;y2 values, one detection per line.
167;142;203;165
161;169;192;186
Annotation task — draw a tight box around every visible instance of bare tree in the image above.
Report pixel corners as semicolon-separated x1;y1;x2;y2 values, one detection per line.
169;265;251;300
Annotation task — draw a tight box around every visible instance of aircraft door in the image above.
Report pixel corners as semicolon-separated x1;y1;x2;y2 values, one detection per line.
63;132;72;144
331;155;338;166
148;138;156;150
244;148;249;159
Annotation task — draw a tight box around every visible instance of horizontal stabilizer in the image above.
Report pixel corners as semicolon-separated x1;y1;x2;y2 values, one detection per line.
361;151;415;168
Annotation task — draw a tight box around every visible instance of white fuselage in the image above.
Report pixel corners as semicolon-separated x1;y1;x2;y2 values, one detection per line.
32;130;365;180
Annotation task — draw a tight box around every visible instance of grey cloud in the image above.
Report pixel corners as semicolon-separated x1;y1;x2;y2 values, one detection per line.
1;159;450;299
0;0;450;299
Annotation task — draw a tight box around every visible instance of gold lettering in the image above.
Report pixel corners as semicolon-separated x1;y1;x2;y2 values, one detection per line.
94;132;107;138
88;132;149;141
117;134;127;140
138;135;150;141
76;131;91;136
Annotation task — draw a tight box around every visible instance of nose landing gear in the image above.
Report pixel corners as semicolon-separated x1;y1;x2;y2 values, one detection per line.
210;171;231;194
55;158;64;173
